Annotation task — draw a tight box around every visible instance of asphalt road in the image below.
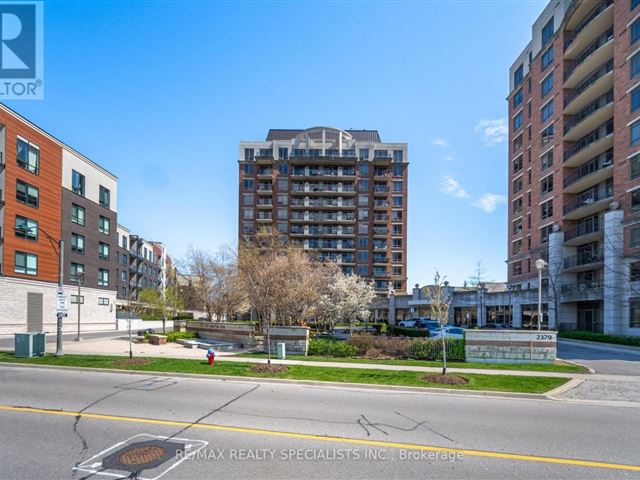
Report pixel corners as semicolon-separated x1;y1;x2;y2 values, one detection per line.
557;340;640;376
0;365;639;479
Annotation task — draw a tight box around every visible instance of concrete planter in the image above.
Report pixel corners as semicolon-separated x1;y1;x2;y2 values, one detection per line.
186;322;256;348
265;326;310;356
465;330;557;364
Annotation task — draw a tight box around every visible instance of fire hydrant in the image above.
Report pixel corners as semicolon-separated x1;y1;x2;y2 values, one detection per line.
206;347;216;366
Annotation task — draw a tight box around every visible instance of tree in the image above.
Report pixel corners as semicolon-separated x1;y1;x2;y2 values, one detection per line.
138;286;184;333
467;260;492;287
321;273;376;335
423;271;452;375
209;246;247;321
184;247;216;320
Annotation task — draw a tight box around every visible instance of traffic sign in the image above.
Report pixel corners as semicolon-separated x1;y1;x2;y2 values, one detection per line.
56;293;68;314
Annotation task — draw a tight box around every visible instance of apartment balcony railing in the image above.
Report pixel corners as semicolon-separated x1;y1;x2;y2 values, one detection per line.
256;184;273;191
564;0;613;52
563;119;613;163
373;227;388;236
564;59;613;109
256;169;272;176
374;185;389;193
563;182;613;215
256;199;272;206
564;217;600;242
256;213;272;220
374;200;389;208
563;250;604;269
564;27;614;83
374;243;388;250
563;149;613;188
373;256;389;264
561;279;604;295
289;151;357;159
563;90;613;136
307;228;339;235
373;214;388;222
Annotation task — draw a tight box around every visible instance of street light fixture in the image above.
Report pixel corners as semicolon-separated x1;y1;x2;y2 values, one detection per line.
535;259;548;331
14;224;65;356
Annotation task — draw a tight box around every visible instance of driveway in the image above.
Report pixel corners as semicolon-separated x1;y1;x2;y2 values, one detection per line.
557;340;640;376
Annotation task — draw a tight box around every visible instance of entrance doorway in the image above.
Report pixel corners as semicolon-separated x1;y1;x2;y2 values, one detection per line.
577;301;602;332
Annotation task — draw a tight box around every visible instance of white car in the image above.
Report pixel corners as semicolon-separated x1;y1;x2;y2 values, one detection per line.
429;326;465;339
398;318;420;328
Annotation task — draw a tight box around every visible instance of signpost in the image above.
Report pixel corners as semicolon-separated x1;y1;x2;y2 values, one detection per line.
56;292;68;315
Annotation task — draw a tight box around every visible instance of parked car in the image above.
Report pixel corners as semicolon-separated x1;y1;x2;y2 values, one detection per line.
137;328;155;337
429;326;465;339
414;319;440;331
398;318;421;328
480;323;509;330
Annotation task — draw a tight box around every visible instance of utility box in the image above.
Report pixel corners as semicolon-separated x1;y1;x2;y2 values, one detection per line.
14;332;46;358
277;342;286;360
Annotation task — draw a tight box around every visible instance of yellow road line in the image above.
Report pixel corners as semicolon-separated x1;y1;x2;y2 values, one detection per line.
0;404;638;472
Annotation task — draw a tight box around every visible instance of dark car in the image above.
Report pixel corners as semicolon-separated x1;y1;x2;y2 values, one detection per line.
414;319;440;331
480;323;508;330
137;328;155;336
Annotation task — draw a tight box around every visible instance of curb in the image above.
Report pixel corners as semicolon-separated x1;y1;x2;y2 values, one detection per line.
557;358;595;374
559;338;640;353
0;361;554;401
545;378;584;398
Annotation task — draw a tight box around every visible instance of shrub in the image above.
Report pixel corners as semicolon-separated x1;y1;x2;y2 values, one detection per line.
347;334;464;361
364;348;386;359
166;331;199;343
308;338;357;357
388;326;430;337
558;331;640;348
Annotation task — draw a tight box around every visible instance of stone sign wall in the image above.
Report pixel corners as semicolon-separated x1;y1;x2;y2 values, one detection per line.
186;322;256;348
465;330;556;364
265;326;310;355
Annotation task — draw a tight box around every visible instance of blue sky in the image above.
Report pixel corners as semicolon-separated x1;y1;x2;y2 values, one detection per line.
7;0;546;288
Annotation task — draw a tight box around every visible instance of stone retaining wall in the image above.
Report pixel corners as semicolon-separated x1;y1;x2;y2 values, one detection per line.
186;322;256;347
465;330;556;364
265;326;309;355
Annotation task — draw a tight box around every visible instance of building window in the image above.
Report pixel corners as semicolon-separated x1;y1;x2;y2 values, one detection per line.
541;124;554;146
541;100;554;123
277;178;288;190
393;224;402;235
243;208;254;220
243;163;254;175
71;233;85;254
392;196;402;207
98;269;109;287
357;251;368;262
392;252;402;263
541;174;553;195
513;155;523;173
392;164;403;177
278;163;288;174
358;195;368;207
277;194;288;206
393;150;403;162
513;239;522;255
512;218;523;235
632;190;640;212
359;149;369;160
632;154;640;180
631;299;640;328
16;137;39;174
514;63;524;86
99;186;110;208
513;111;523;130
15;216;37;241
512;261;522;276
71;295;85;304
70;263;84;282
632;262;640;282
244;148;254;161
541;149;553;170
513;88;523;108
72;170;85;196
513;176;523;193
540;224;554;244
392;238;402;248
541;17;554;46
243;179;254;190
512;197;523;215
374;150;388;159
359;163;369;176
392;181;403;192
243;194;254;206
632;18;640;46
99;216;110;235
632;52;640;79
71;204;85;225
16;179;39;207
358;179;369;192
541;73;553;98
98;297;109;306
632;120;640;146
14;251;37;275
99;242;110;260
277;147;288;160
541;199;554;219
541;46;553;71
513;134;523;152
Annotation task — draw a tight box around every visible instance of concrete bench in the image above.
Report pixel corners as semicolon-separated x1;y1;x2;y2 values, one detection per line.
148;335;167;345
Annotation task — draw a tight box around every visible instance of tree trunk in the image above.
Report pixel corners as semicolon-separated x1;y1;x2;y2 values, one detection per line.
266;323;272;365
441;333;447;375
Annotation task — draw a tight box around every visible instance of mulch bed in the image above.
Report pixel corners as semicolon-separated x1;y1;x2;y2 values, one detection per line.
422;374;469;385
250;364;290;375
112;358;152;367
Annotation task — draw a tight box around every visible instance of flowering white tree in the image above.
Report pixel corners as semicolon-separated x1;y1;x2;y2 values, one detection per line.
423;271;452;375
324;273;376;334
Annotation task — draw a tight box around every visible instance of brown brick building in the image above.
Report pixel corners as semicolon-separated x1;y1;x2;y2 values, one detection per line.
239;127;408;294
507;0;640;333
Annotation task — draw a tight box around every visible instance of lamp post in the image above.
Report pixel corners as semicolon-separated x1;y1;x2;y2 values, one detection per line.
535;259;548;331
15;224;64;356
476;282;486;327
74;272;84;342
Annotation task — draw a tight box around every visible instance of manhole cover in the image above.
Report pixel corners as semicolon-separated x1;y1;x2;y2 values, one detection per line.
102;440;184;474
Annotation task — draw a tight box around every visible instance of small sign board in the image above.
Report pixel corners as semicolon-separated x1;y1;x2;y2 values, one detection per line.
56;293;68;314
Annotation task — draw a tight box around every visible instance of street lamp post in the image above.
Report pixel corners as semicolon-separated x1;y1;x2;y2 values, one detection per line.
74;272;84;342
15;224;65;356
535;259;548;331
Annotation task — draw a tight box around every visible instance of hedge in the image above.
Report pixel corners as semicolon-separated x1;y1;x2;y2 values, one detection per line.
387;326;430;337
559;331;640;348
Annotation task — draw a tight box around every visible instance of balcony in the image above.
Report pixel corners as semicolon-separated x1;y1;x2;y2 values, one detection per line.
564;27;614;89
256;199;273;208
256;168;273;177
563;149;613;194
560;279;604;301
374;200;389;209
564;0;613;56
373;256;389;264
373;214;388;223
256;183;273;193
256;213;272;221
563;119;613;167
564;59;613;114
289;151;358;165
373;227;388;237
564;216;601;246
563;90;613;141
564;250;604;271
563;181;613;219
373;185;389;196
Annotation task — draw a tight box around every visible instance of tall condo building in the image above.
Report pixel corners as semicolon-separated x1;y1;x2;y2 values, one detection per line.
239;127;408;294
507;0;640;333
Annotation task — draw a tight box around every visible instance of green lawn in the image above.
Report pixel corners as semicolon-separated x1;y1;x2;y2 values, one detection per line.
0;352;568;394
235;352;586;373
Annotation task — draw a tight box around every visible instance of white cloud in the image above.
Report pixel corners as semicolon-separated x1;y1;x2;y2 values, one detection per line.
431;138;448;148
475;118;508;146
472;193;506;213
444;154;454;162
440;175;470;199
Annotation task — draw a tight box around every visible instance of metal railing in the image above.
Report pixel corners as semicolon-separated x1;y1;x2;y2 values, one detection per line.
564;0;613;52
564;216;600;241
563;250;604;269
564;27;614;82
564;59;613;108
563;148;613;188
563;90;613;135
563;119;613;162
563;181;613;215
561;279;604;294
